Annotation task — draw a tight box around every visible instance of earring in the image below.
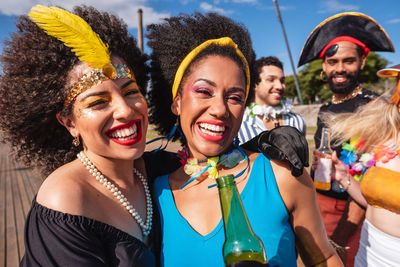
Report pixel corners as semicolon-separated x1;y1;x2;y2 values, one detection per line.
320;71;327;82
72;136;80;147
234;136;239;147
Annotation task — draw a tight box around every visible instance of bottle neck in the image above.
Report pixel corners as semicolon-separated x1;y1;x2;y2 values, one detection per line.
319;128;331;151
217;176;254;238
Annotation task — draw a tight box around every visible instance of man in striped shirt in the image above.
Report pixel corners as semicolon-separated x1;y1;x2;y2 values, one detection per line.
238;56;305;144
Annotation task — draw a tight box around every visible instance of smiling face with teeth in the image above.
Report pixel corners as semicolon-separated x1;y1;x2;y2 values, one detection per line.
255;65;285;107
59;57;148;161
322;41;366;94
172;55;246;159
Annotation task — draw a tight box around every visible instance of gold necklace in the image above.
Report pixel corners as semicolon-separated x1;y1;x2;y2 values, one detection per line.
331;86;362;104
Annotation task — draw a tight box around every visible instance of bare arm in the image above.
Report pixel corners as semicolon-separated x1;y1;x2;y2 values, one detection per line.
271;161;343;266
331;151;368;208
329;198;365;254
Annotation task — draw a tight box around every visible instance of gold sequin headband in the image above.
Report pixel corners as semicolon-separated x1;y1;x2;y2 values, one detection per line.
64;64;133;107
28;5;134;107
171;37;250;101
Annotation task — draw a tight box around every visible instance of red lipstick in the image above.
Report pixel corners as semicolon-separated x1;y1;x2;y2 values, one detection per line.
196;121;228;142
105;119;142;146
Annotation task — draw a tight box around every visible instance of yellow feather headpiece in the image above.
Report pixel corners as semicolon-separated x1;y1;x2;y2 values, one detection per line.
28;5;133;107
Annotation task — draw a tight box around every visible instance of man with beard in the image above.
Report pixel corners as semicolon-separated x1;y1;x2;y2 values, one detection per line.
298;12;394;266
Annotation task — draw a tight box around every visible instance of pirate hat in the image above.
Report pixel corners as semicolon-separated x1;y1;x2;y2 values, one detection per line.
298;12;394;67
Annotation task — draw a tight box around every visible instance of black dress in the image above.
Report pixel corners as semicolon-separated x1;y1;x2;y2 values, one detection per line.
20;199;156;266
20;150;182;267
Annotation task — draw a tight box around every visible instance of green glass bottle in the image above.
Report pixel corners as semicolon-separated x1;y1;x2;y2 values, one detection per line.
216;174;267;266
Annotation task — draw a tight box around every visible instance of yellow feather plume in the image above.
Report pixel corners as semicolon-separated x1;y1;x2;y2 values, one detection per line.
29;5;110;69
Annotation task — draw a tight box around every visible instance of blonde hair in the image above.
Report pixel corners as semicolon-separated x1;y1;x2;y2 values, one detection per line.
322;87;400;153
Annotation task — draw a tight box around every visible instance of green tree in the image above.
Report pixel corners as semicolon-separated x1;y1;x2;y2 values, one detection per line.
359;52;389;86
285;52;389;104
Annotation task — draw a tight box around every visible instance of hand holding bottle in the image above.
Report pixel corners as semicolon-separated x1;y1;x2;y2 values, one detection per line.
313;127;333;190
331;151;352;190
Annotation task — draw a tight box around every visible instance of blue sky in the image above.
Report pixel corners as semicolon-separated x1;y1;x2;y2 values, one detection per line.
1;0;400;75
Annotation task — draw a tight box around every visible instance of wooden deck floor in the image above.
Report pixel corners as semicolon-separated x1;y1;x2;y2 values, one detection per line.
0;142;44;266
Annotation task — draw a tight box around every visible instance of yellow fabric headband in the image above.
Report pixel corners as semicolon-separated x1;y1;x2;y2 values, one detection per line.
171;37;250;101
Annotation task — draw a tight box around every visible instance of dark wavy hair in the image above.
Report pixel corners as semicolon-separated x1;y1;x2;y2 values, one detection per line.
146;12;256;143
254;56;284;85
0;5;148;176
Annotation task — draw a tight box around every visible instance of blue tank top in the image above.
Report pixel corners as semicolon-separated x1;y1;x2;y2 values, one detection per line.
154;154;297;267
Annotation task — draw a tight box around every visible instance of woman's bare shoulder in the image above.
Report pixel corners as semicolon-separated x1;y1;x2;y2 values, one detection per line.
270;159;313;186
36;159;89;214
270;159;315;211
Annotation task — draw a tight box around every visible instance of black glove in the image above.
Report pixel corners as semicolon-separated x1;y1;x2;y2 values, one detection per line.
241;126;309;177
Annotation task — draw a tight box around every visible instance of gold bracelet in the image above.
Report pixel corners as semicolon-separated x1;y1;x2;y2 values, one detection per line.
338;174;351;190
342;179;351;190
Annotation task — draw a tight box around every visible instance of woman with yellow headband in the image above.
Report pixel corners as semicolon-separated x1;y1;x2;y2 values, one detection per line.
147;13;342;267
325;65;400;266
0;5;155;265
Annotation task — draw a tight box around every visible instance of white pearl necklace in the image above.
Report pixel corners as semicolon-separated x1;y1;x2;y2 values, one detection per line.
77;151;152;236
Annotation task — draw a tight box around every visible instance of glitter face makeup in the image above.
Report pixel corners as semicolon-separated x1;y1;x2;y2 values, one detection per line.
66;57;148;161
81;109;96;119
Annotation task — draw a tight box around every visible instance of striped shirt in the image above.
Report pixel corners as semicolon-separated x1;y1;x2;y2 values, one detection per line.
238;106;306;144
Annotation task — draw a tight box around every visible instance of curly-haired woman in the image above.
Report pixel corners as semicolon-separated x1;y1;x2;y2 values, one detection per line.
147;12;342;267
0;5;155;266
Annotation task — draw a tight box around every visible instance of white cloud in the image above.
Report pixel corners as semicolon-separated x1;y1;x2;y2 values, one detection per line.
200;2;233;15
387;18;400;24
213;0;227;4
212;0;257;4
318;0;359;13
0;0;170;28
232;0;257;3
180;0;196;5
276;5;295;11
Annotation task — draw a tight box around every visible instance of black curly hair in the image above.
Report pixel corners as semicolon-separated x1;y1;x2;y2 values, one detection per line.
0;5;148;176
146;12;256;143
254;56;284;85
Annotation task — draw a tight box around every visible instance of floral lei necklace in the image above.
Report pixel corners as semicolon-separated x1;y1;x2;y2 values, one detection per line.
177;142;249;189
340;137;400;181
248;99;292;120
